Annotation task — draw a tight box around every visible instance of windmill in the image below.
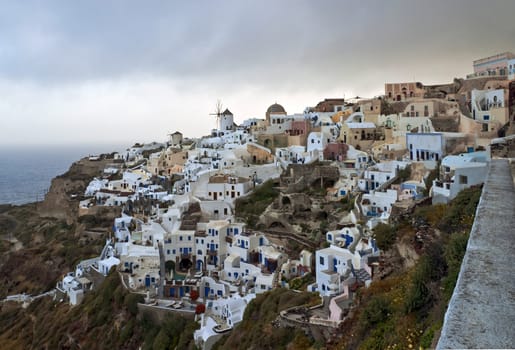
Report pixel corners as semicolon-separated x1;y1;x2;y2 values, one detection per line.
209;99;223;131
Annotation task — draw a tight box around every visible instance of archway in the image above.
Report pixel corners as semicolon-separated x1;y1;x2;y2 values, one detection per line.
269;221;286;229
179;258;193;271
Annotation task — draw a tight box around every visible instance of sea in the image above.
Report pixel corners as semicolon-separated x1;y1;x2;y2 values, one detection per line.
0;144;125;205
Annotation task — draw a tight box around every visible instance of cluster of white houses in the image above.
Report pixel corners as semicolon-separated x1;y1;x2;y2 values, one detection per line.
55;52;515;349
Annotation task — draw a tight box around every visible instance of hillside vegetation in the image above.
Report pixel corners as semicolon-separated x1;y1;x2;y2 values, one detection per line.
213;288;321;350
336;186;482;349
235;179;279;228
0;269;198;349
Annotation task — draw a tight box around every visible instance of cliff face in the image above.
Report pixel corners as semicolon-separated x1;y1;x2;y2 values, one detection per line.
0;156;119;299
0;155;198;350
37;157;113;223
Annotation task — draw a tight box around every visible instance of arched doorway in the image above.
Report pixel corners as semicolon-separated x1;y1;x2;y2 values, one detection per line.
179;258;193;271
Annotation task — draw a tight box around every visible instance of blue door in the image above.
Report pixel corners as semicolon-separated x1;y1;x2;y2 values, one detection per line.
204;287;210;297
170;287;175;297
197;260;203;271
259;237;264;246
145;275;151;287
179;287;184;297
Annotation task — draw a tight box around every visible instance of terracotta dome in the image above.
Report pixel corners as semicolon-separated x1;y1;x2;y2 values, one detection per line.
266;103;286;115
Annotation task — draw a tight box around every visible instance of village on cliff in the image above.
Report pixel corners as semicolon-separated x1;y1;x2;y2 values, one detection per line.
54;52;515;348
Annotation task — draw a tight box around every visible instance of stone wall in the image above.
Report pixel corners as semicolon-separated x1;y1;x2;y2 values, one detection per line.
437;160;515;349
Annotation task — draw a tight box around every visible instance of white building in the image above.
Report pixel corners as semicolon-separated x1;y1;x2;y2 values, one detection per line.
361;189;398;219
222;254;261;283
342;145;370;170
313;245;359;297
307;131;329;161
218;109;235;133
206;174;252;203
470;89;508;130
199;276;230;299
195;220;230;270
326;227;360;248
358;160;408;192
118;244;160;290
98;256;120;276
163;230;196;266
227;231;267;263
509;58;515;80
311;241;377;297
280;254;311;281
432;151;489;204
406;133;444;162
194;294;256;349
254;274;275;294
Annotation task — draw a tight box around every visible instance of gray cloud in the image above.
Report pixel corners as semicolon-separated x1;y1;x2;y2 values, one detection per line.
0;0;514;145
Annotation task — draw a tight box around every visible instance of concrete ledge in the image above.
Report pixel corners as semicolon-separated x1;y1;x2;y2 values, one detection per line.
437;159;515;349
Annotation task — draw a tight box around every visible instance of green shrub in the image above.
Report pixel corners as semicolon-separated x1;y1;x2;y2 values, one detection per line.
359;296;391;329
438;186;481;233
235;179;279;228
404;269;431;314
373;223;397;251
124;293;144;316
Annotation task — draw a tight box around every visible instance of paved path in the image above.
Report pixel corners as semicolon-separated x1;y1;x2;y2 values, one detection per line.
437;159;515;349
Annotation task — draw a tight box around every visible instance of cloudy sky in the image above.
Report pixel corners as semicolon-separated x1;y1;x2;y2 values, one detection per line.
1;0;514;147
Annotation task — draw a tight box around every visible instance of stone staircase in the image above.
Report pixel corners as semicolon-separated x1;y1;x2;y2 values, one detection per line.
355;268;371;283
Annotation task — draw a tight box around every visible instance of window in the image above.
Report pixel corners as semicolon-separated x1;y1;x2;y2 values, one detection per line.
319;256;325;265
459;175;468;184
179;236;183;241
311;139;314;144
188;236;191;241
